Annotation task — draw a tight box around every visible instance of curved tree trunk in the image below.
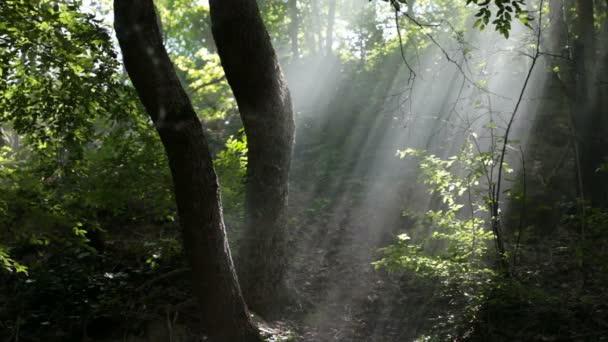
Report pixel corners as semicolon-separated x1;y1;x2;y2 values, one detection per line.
113;2;261;341
209;0;296;316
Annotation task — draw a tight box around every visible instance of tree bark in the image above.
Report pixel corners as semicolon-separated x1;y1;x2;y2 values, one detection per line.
573;0;604;206
573;0;595;98
548;0;567;53
113;2;261;341
575;0;595;62
209;0;296;316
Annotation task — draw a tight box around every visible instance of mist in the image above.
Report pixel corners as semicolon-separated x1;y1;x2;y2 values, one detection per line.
2;0;607;340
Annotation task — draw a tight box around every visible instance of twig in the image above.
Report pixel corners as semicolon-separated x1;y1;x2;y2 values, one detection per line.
538;51;571;61
191;76;227;92
393;7;511;101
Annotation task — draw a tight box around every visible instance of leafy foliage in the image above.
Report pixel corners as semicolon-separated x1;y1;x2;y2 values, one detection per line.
378;0;532;38
468;0;532;37
0;0;130;153
374;139;498;337
214;133;248;241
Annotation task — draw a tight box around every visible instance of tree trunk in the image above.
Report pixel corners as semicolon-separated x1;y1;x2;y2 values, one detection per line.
113;2;261;341
575;0;595;65
209;0;296;316
289;0;300;59
548;0;567;54
326;0;336;55
573;0;603;206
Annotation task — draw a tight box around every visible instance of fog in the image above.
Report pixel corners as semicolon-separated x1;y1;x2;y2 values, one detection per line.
282;1;551;339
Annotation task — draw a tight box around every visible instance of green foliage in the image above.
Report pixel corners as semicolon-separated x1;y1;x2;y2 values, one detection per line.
464;202;608;340
214;133;248;241
76;116;175;222
0;124;183;336
374;138;500;338
377;144;495;271
0;9;180;338
0;0;604;340
0;1;250;337
173;48;235;119
0;245;27;274
257;0;291;46
468;0;532;37
375;0;532;38
0;0;129;153
156;0;213;57
215;133;248;196
155;0;239;124
565;202;608;269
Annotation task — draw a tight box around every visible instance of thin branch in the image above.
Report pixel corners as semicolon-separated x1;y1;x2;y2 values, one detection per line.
538;51;572;60
393;6;510;100
495;0;543;211
493;0;545;273
394;8;416;84
191;75;227;92
566;85;586;245
513;146;527;267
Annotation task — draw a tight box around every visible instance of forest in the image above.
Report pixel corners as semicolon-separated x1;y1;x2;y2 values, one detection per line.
0;0;607;340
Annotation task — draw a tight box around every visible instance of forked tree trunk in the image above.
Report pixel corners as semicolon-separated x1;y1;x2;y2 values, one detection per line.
209;0;296;316
113;2;261;341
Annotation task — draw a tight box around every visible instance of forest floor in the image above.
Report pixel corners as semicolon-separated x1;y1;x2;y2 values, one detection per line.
6;162;606;341
283;181;441;341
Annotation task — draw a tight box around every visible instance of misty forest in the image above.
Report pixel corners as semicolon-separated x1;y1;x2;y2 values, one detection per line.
1;0;608;341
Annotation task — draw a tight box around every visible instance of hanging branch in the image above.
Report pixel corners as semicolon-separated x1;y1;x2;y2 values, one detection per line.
394;7;416;84
390;0;417;127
